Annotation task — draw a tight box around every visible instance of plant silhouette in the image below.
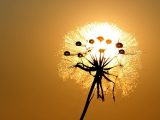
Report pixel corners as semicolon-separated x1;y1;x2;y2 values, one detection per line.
60;22;140;120
64;40;124;120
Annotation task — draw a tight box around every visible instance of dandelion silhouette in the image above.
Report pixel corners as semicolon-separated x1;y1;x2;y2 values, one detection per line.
59;22;140;120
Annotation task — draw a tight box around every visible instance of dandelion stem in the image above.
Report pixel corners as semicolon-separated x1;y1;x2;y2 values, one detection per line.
80;71;101;120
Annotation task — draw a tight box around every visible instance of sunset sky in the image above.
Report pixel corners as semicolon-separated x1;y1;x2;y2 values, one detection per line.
0;0;160;120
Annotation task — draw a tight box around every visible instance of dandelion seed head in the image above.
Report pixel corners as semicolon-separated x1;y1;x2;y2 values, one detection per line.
59;22;141;96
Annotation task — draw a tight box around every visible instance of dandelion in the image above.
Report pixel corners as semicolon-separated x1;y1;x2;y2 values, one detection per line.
58;22;141;120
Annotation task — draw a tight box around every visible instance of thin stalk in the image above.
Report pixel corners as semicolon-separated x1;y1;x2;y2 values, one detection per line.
80;71;101;120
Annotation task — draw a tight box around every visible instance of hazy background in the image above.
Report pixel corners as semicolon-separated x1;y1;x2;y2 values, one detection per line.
0;0;160;120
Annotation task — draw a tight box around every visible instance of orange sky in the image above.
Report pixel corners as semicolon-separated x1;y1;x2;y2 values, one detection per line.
0;0;160;120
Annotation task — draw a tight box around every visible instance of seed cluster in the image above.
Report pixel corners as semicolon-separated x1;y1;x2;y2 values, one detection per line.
64;36;125;58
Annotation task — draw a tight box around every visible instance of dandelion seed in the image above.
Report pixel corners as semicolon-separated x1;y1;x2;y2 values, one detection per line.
106;39;112;44
89;39;95;44
119;49;125;54
64;51;70;56
116;42;123;48
76;41;82;46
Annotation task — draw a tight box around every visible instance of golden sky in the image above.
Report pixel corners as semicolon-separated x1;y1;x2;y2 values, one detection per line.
0;0;160;120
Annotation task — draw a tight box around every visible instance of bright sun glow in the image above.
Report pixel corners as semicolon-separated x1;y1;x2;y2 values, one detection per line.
59;22;141;96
